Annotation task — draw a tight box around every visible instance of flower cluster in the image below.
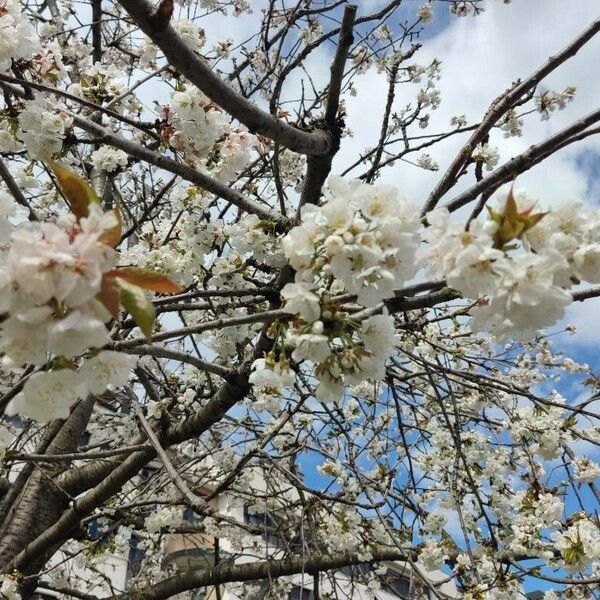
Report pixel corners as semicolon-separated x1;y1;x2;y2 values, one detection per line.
0;205;118;366
421;189;600;341
160;86;230;158
0;199;139;420
91;146;129;173
251;309;396;403
250;179;424;401
0;0;40;72
552;515;600;571
471;143;500;171
418;3;434;23
17;97;73;160
173;18;206;54
536;86;576;121
572;457;600;483
0;574;20;600
282;177;420;307
159;85;258;178
9;352;135;421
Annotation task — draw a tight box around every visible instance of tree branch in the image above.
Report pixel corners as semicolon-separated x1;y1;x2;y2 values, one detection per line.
297;4;357;213
444;107;600;213
0;78;279;222
422;16;600;214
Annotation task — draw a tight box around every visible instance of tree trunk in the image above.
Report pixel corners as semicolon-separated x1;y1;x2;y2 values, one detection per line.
0;398;95;596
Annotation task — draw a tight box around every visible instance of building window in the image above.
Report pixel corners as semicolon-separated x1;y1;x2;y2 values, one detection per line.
289;586;313;600
243;505;280;546
340;563;373;580
243;505;276;529
126;536;145;582
183;506;196;522
382;577;411;597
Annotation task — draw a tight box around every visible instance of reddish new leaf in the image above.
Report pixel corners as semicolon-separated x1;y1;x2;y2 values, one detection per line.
99;208;123;248
110;267;183;294
97;272;121;319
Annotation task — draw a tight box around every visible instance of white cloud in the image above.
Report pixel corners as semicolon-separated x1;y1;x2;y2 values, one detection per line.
336;0;600;206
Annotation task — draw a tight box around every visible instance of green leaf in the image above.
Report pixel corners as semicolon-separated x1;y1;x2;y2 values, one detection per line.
491;184;547;248
50;162;100;220
117;278;155;340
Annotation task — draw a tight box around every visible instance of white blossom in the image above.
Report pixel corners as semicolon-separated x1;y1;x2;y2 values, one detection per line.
0;0;40;72
8;369;85;421
79;351;137;395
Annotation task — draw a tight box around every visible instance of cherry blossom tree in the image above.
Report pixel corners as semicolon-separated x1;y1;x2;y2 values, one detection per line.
1;1;600;599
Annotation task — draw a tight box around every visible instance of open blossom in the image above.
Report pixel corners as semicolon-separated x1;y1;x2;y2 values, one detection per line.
0;203;141;421
470;252;571;342
5;352;137;423
0;191;27;245
508;393;567;459
418;540;448;570
524;199;600;285
17;98;73;160
289;332;331;363
281;282;321;323
46;310;110;358
573;243;600;283
2;206;116;314
299;18;322;44
161;86;229;160
144;506;183;534
361;313;396;359
249;357;295;390
32;40;68;82
552;516;600;571
79;351;138;395
471;144;500;171
159;87;256;177
419;207;504;298
213;128;257;182
417;153;439;171
536;87;576;120
173;19;206;53
421;190;600;341
8;369;85;421
418;3;434;22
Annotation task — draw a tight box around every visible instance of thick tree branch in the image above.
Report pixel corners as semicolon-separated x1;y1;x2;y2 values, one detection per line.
297;4;356;212
70;113;279;221
110;548;409;600
116;0;332;156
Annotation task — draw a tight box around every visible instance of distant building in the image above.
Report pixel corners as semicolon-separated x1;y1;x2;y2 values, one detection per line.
1;417;460;599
